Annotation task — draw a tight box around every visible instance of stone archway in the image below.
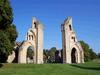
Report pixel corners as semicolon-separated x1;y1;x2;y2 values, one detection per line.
18;42;36;63
71;48;78;63
26;46;34;63
18;18;44;64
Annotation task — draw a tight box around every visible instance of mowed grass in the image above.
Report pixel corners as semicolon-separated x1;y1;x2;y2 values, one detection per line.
0;61;100;75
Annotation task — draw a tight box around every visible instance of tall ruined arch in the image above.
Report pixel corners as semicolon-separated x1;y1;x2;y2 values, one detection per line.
61;17;84;64
18;18;43;64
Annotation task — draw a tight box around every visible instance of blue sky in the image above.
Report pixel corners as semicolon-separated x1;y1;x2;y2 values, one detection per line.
10;0;100;53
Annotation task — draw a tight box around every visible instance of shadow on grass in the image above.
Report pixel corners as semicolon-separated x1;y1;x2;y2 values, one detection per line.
0;63;3;68
70;64;100;71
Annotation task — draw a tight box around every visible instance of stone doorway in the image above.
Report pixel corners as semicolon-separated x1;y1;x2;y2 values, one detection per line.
26;46;34;63
71;48;77;63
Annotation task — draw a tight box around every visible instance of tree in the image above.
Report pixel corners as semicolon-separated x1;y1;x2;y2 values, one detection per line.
0;0;18;63
89;49;97;60
43;49;49;63
79;41;90;61
55;50;62;63
48;47;57;63
0;31;13;62
97;53;100;59
79;41;97;62
5;25;18;46
0;0;13;29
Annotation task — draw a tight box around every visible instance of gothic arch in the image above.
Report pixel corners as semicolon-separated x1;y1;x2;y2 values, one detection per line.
18;42;36;63
71;48;77;63
26;46;34;63
71;44;81;63
27;29;36;41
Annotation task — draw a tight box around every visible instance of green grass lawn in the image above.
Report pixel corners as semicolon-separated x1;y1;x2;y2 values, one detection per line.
0;62;100;75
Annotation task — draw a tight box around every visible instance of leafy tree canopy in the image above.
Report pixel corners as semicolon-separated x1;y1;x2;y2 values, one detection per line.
79;41;97;62
0;0;18;63
0;30;13;62
0;0;13;29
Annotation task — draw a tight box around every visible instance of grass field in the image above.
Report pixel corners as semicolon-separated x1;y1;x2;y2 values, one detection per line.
0;61;100;75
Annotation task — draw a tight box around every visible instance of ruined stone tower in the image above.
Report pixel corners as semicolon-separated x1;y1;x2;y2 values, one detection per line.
18;17;43;64
61;17;84;63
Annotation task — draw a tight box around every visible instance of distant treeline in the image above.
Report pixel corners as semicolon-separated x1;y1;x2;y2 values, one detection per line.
43;41;100;63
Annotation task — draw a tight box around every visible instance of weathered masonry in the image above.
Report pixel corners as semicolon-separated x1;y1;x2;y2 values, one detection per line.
61;17;84;63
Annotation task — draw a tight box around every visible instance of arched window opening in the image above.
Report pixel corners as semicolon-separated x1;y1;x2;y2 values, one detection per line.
29;35;31;40
34;22;37;28
71;37;75;42
74;37;75;42
69;25;72;30
31;35;33;40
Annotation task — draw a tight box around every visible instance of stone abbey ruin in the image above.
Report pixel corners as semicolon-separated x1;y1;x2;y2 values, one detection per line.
7;17;84;64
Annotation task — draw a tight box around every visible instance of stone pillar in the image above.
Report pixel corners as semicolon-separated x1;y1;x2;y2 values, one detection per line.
36;24;44;64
